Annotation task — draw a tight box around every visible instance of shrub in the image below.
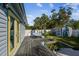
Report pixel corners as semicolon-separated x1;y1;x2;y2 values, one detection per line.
43;31;53;37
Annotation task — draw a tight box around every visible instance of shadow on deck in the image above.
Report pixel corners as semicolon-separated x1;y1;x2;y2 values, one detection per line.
15;36;30;56
15;36;56;56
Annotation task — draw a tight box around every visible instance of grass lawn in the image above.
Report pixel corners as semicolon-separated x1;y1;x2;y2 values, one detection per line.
45;35;79;49
46;43;55;50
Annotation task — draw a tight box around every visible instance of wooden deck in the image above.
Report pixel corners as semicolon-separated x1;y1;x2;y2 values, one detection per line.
15;36;31;56
15;36;56;56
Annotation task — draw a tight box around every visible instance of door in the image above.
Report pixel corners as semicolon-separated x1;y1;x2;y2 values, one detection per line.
10;16;15;51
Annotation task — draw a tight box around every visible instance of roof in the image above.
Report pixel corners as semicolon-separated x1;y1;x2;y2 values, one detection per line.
7;3;27;26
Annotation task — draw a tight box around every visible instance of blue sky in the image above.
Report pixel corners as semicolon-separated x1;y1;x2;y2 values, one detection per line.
24;3;79;26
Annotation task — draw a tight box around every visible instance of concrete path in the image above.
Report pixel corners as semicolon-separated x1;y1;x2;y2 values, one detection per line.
57;48;79;56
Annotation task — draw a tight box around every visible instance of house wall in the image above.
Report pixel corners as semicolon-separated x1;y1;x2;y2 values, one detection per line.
7;4;27;56
0;4;27;56
7;9;24;56
0;8;7;56
72;30;79;37
25;30;31;36
20;23;25;43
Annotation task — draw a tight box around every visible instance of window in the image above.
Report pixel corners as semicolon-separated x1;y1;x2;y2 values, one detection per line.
17;21;19;43
10;16;14;51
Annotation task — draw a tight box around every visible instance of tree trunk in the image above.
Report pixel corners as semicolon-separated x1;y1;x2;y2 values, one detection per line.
44;26;46;33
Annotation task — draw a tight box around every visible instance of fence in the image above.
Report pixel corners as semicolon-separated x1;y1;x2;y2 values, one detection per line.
72;30;79;37
25;29;79;37
25;30;51;36
51;27;79;37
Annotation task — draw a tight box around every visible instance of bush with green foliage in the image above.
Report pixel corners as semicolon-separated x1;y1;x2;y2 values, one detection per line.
43;31;53;37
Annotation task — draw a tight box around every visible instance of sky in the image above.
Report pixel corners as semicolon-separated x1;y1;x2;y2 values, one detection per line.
24;3;79;26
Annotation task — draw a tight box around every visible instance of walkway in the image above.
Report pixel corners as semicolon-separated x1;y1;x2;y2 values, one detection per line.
57;48;79;56
15;36;56;56
15;36;31;56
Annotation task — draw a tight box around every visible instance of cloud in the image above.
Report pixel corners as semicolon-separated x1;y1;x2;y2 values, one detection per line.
40;9;50;15
64;3;79;10
36;3;42;7
49;3;54;8
27;14;34;19
63;3;79;20
27;14;35;25
41;9;48;13
71;10;79;20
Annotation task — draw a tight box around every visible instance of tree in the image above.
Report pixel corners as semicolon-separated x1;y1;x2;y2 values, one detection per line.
71;20;79;29
46;20;55;29
50;9;58;28
34;14;49;33
50;7;73;28
58;7;73;27
34;17;41;29
33;6;73;31
40;14;49;32
25;24;33;29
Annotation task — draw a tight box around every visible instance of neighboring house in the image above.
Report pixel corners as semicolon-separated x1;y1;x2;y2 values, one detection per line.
62;26;72;37
51;27;72;37
51;27;62;36
72;30;79;37
0;4;27;56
